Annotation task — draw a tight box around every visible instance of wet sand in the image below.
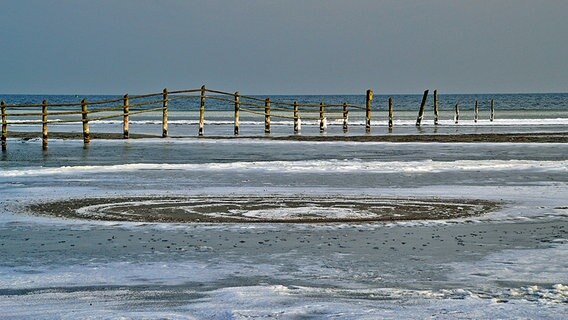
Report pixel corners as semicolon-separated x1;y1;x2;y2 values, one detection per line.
7;131;568;143
273;132;568;143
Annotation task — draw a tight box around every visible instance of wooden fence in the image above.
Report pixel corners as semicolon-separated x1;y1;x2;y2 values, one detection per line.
0;86;495;150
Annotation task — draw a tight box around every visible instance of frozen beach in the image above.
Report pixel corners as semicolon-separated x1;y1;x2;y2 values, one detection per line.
3;0;568;316
0;136;567;318
0;90;567;319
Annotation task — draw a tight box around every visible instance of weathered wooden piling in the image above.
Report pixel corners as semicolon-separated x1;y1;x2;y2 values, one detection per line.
342;102;348;133
162;88;168;138
1;101;7;151
319;102;325;133
81;99;90;144
264;98;271;134
388;97;393;129
293;101;300;134
42;100;48;150
454;103;460;124
234;92;240;135
365;89;373;133
416;90;429;126
199;85;206;136
123;94;129;139
1;86;506;149
474;100;479;123
433;90;439;125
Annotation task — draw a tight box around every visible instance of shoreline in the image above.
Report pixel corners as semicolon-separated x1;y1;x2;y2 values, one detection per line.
5;131;568;143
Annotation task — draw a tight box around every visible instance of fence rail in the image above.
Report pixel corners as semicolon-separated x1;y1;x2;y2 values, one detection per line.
0;86;495;151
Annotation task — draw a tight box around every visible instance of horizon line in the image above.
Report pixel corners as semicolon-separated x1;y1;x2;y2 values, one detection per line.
1;90;567;97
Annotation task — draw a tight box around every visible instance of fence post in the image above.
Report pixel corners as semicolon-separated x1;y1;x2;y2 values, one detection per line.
433;89;439;125
1;101;7;151
264;98;271;134
454;102;460;124
123;94;129;139
199;85;206;136
234;91;240;135
293;101;300;134
388;97;394;130
474;100;479;123
416;89;429;126
490;99;495;122
42;100;48;150
319;102;326;133
162;88;168;138
365;89;373;133
342;102;348;133
81;99;90;144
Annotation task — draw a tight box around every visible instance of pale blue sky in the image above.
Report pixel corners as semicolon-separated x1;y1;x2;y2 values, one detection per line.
1;0;567;94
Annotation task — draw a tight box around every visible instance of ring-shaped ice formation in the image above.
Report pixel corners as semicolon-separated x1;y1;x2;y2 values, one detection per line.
29;196;499;223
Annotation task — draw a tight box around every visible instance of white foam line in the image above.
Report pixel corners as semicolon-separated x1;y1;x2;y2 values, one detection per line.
8;118;568;127
2;159;567;177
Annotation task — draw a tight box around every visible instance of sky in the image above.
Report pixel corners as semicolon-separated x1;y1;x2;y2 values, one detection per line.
1;0;567;95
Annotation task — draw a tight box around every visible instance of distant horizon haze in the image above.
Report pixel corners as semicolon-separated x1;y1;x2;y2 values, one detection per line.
1;90;568;97
1;0;567;95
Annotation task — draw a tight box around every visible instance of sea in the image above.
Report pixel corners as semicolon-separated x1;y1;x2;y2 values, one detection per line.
0;92;567;319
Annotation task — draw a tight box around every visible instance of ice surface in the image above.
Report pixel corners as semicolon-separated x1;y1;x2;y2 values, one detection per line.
2;159;567;177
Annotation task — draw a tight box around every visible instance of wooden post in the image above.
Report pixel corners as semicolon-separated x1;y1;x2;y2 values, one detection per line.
388;97;393;129
416;89;429;126
199;85;205;136
454;102;460;124
162;88;168;138
319;102;325;133
433;90;439;125
234;91;240;135
342;102;348;133
81;99;90;144
42;100;48;150
293;101;300;134
1;101;7;151
264;98;271;134
365;89;373;133
490;99;495;122
123;94;129;139
474;100;479;123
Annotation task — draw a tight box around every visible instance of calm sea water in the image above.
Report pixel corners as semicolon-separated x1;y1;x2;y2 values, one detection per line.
2;92;568;111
